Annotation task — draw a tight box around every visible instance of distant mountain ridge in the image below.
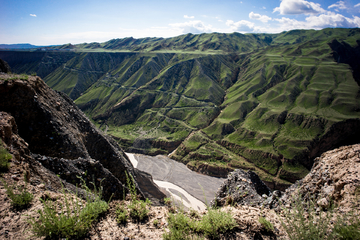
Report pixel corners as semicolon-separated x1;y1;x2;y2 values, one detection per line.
0;43;43;49
1;28;360;189
49;28;360;53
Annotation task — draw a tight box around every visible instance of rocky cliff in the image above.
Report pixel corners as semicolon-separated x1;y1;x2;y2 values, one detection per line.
213;143;360;214
0;73;165;203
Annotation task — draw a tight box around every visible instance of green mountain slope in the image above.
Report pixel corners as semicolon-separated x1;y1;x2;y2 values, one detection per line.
1;28;360;189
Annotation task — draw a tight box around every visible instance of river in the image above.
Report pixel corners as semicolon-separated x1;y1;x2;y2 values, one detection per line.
126;153;225;211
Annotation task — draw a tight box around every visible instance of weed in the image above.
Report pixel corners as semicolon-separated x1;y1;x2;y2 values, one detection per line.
164;208;237;240
280;192;360;240
28;178;108;239
153;219;159;227
189;209;200;219
333;209;360;240
0;142;11;172
1;180;33;210
259;217;274;232
115;204;128;224
19;74;28;81
125;171;137;201
164;197;172;207
129;198;151;222
163;212;196;240
197;208;237;239
124;172;151;222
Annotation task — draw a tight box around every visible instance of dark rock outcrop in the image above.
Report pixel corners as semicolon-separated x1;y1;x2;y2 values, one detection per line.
0;58;11;73
32;153;125;201
211;169;271;207
0;75;166;204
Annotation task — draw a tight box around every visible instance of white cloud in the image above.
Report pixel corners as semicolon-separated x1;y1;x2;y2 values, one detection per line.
355;3;360;7
272;12;360;32
169;20;214;34
273;0;325;15
226;20;255;32
328;1;347;11
184;15;195;19
30;14;37;17
306;12;360;28
249;12;272;22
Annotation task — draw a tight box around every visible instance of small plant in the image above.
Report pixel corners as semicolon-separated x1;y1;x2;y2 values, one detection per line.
163;212;196;240
19;74;28;81
28;178;108;239
197;208;237;239
129;198;151;222
259;217;274;232
164;208;237;240
124;172;152;222
115;204;128;224
153;219;160;227
333;209;360;240
2;180;33;209
31;72;37;76
164;197;172;207
189;209;200;218
280;191;360;240
0;142;11;172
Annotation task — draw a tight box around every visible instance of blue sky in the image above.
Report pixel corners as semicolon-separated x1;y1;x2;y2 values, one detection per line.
1;0;360;45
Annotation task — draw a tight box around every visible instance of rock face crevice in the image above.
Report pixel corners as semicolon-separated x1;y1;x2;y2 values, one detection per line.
0;74;165;204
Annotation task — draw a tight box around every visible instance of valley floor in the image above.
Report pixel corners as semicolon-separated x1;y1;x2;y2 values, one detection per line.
126;153;224;211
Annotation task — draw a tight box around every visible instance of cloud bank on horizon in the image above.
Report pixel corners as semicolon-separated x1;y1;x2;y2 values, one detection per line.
1;0;360;45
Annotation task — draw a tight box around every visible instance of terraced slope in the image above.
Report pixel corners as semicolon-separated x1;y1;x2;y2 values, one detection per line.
1;28;360;189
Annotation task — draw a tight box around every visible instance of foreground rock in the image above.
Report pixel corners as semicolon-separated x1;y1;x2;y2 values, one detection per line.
0;73;165;203
211;169;273;208
280;144;360;210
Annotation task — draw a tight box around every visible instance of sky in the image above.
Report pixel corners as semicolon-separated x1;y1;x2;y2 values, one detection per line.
1;0;360;45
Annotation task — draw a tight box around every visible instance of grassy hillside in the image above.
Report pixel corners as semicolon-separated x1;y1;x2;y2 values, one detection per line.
1;28;360;188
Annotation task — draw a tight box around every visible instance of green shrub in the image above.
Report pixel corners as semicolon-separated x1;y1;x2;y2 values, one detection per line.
259;217;274;232
164;208;237;240
153;219;160;227
333;210;360;240
28;179;108;239
115;204;128;224
164;197;172;207
0;143;11;171
2;180;33;209
129;198;151;222
163;212;196;240
280;192;360;240
19;74;28;81
197;208;237;239
124;171;152;222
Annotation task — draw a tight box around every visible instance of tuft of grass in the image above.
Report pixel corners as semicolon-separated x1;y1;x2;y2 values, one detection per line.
164;197;172;207
259;216;274;233
280;192;360;240
129;198;151;222
0;143;11;172
19;74;28;81
124;171;152;222
197;208;237;239
1;179;33;210
163;212;197;240
115;204;128;224
164;208;237;240
28;178;108;239
153;219;160;227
